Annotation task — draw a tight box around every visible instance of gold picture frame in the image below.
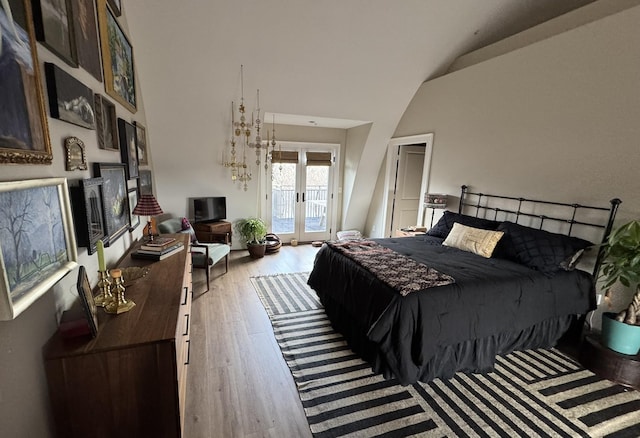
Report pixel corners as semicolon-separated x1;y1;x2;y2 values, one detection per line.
0;0;53;165
97;0;136;113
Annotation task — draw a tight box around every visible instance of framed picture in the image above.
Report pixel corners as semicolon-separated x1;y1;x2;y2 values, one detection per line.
0;178;78;320
134;122;149;165
94;94;118;151
106;0;120;16
70;0;102;81
70;177;108;254
31;0;77;66
97;0;136;112
0;0;53;165
93;163;129;246
64;137;88;171
139;170;153;195
44;62;96;130
76;266;98;337
118;118;139;179
127;188;140;231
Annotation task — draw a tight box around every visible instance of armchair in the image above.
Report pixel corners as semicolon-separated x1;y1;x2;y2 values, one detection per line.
157;218;230;291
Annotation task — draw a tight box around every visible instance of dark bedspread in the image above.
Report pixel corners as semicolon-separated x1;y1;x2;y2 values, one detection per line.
307;235;595;385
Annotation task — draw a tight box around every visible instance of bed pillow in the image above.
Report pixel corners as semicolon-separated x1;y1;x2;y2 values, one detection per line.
442;223;505;258
495;221;593;275
427;211;500;238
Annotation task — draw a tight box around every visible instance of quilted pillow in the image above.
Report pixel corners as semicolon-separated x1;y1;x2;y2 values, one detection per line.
495;221;593;275
427;211;500;238
442;223;504;258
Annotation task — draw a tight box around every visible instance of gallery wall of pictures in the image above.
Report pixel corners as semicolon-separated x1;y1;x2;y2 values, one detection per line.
0;0;154;318
0;1;156;435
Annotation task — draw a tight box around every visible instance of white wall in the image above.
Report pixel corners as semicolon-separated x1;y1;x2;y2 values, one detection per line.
394;5;640;221
391;5;640;325
0;11;147;438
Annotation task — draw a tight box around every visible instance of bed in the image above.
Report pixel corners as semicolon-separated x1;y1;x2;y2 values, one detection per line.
307;186;621;385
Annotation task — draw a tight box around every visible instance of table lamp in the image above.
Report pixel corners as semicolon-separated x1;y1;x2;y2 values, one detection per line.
424;193;448;227
132;194;164;242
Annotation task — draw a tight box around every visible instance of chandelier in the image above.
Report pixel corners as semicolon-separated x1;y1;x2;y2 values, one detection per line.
222;65;278;191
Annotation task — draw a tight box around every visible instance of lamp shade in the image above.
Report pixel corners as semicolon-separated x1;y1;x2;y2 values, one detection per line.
424;193;448;209
132;194;163;216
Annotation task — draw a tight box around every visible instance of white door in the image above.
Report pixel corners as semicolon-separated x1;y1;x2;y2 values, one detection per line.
268;145;336;243
389;144;425;233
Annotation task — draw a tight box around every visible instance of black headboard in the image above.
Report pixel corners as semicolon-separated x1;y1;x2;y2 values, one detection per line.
457;185;621;277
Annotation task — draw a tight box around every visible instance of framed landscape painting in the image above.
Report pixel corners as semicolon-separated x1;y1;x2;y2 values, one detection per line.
0;0;53;165
77;266;98;337
134;122;148;165
31;0;77;66
70;0;102;81
118;118;139;179
97;0;136;113
44;62;96;129
139;170;153;195
70;177;108;254
127;188;140;231
93;163;129;246
0;178;78;320
94;94;118;151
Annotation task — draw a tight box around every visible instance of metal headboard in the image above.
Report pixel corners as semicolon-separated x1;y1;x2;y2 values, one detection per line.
457;185;621;277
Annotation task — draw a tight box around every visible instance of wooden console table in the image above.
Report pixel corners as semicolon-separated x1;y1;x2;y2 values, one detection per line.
43;234;192;438
578;334;640;390
193;220;232;244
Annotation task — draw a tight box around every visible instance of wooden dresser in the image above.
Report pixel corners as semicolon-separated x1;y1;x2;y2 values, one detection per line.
43;234;192;438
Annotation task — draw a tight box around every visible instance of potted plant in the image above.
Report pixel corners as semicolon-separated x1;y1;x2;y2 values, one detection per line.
599;219;640;355
235;217;267;258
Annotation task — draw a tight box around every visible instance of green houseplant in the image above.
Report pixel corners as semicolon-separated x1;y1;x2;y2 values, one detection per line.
235;217;268;258
599;219;640;354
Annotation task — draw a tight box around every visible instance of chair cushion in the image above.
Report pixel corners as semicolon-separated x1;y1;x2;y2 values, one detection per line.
191;243;230;267
159;218;197;242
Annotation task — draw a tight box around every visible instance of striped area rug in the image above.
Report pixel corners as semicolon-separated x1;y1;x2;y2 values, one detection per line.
250;272;321;315
251;273;640;438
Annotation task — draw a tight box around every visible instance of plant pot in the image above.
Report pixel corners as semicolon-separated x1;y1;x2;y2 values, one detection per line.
247;243;266;259
601;312;640;355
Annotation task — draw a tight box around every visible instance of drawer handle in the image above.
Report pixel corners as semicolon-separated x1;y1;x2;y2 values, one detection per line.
181;286;189;305
185;340;191;365
183;314;190;336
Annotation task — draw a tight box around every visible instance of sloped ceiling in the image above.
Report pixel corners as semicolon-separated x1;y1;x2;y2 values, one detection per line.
124;0;595;230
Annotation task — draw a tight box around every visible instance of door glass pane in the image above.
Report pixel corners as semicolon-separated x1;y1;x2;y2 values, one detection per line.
305;165;329;232
271;163;297;234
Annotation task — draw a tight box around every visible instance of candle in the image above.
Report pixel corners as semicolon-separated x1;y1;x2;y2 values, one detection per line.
97;239;106;272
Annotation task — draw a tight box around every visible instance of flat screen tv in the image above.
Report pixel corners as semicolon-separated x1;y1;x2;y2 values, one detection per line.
191;197;226;223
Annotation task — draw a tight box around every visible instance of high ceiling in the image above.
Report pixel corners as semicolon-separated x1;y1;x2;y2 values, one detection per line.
124;0;597;228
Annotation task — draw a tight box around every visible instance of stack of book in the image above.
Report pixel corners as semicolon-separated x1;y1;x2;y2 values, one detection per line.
131;237;185;261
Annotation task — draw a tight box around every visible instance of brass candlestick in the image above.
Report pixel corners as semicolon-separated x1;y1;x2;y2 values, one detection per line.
94;270;113;307
104;268;136;314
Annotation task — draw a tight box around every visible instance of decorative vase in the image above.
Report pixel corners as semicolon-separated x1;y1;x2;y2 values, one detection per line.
601;312;640;355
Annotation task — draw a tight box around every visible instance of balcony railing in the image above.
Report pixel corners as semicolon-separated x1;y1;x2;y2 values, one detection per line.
272;186;327;233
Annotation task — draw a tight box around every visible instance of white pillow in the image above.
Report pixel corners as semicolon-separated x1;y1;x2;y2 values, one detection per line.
442;223;504;258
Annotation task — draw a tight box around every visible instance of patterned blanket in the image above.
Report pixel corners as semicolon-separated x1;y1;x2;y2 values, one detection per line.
327;240;455;296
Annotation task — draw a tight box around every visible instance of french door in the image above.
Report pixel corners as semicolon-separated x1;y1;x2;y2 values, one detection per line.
268;145;336;243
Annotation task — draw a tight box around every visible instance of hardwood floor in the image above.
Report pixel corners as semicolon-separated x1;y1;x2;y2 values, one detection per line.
184;244;320;438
